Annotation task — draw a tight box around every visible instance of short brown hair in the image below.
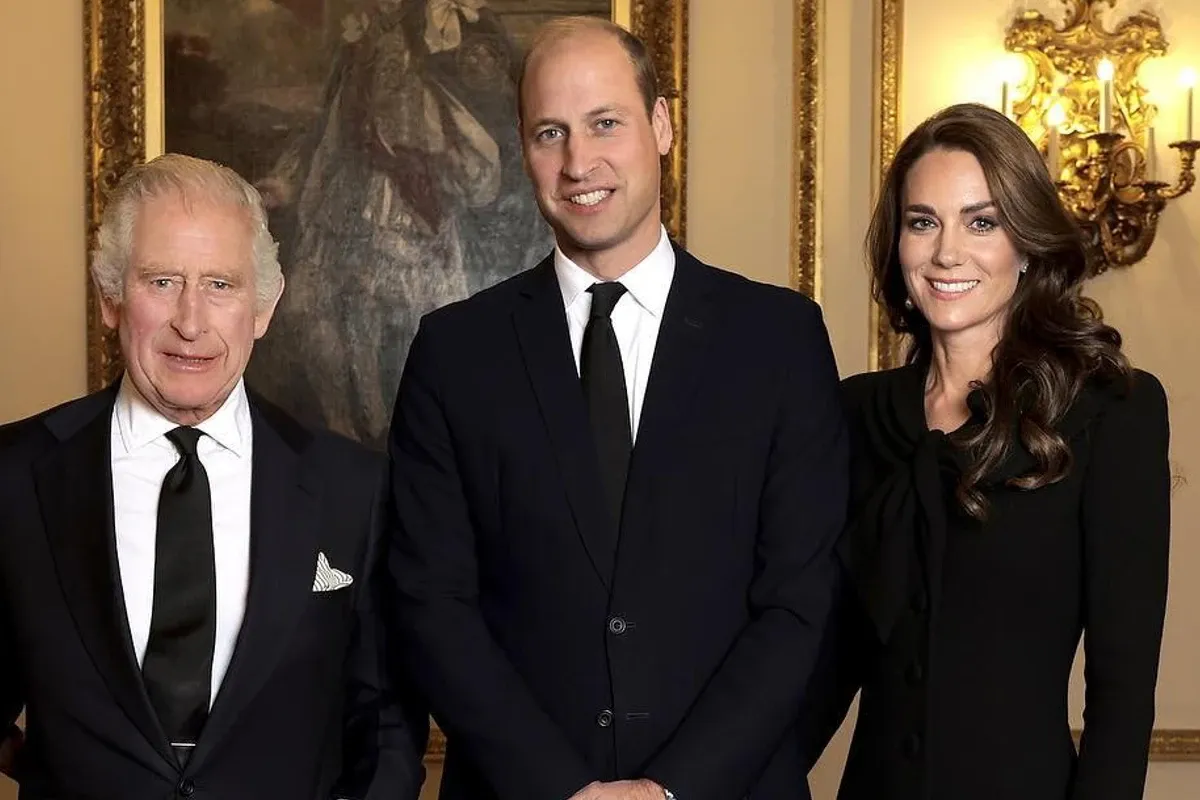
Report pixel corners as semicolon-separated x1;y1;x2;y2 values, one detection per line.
517;16;659;120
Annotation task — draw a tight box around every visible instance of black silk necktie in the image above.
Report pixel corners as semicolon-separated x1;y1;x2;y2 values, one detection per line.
582;282;633;534
142;426;216;757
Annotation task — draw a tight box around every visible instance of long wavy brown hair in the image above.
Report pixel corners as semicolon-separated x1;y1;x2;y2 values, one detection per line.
866;103;1130;519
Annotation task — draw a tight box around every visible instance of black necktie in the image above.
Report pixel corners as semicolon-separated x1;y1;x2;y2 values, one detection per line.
582;282;633;533
143;426;216;758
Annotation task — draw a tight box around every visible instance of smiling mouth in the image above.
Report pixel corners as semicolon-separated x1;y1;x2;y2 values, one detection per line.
929;279;980;295
164;353;216;366
567;189;612;207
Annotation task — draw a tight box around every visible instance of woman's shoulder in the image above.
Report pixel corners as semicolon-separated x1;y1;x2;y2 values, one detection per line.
1092;368;1167;420
1063;368;1168;437
840;365;919;416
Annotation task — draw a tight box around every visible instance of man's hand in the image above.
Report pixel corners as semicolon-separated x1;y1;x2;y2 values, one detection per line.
569;779;666;800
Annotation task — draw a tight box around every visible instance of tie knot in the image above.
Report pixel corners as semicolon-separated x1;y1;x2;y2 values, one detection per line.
165;426;203;456
588;282;627;319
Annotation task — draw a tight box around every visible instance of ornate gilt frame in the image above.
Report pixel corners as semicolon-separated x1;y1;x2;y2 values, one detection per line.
84;0;689;391
791;0;822;299
869;0;904;371
871;0;1198;761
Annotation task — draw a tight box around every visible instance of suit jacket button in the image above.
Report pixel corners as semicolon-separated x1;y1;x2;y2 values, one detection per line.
177;778;196;797
596;709;614;728
903;732;922;759
905;661;925;685
607;616;627;635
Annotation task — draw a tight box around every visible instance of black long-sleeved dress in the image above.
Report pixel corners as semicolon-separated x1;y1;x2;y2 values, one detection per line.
807;365;1170;800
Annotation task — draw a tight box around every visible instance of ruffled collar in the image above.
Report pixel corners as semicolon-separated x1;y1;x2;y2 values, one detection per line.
840;364;1113;644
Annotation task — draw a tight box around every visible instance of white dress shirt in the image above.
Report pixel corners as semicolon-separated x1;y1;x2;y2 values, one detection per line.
110;377;253;707
555;225;676;441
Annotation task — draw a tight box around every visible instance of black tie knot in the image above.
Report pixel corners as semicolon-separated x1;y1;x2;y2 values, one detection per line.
165;426;203;457
588;282;627;320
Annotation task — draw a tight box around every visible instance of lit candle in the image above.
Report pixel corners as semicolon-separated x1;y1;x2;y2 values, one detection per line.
1182;68;1196;140
1145;127;1157;182
1047;103;1067;179
1097;59;1114;133
998;54;1027;120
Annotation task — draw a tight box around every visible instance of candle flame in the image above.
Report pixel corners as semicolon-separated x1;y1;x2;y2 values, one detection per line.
1097;59;1115;81
1000;54;1028;86
1047;103;1067;129
1181;67;1197;88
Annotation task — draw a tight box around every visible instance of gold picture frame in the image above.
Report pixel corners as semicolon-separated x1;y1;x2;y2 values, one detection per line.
791;0;822;300
84;0;688;765
871;0;1198;761
869;0;904;371
84;0;689;392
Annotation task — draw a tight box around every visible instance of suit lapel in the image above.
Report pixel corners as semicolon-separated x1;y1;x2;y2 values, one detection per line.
512;258;615;589
189;400;320;768
615;249;719;576
34;387;175;770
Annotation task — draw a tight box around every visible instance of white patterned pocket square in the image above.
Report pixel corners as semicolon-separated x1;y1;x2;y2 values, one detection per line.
312;551;354;592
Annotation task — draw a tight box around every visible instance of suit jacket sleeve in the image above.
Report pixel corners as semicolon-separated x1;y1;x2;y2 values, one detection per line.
334;469;430;800
643;300;850;800
1071;371;1171;800
387;321;596;800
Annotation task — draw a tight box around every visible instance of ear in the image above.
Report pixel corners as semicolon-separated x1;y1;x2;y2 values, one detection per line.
253;275;285;340
99;289;121;331
651;96;673;156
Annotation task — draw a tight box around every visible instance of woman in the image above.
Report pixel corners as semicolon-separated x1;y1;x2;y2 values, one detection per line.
810;103;1171;799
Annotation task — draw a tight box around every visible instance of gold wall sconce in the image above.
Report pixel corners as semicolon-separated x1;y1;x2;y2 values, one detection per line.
1002;0;1197;274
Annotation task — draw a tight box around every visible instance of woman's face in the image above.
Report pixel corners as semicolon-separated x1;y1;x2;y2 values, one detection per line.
898;147;1023;348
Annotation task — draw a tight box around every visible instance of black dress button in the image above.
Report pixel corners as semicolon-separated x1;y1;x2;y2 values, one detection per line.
905;661;925;685
903;732;922;758
177;778;195;797
596;709;613;728
607;616;627;635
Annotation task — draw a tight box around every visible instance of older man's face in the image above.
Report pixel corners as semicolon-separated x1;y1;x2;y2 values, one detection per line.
101;192;280;425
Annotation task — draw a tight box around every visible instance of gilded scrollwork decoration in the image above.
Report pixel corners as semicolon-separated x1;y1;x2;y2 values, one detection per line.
870;0;906;371
84;0;689;395
792;0;822;300
1005;0;1198;274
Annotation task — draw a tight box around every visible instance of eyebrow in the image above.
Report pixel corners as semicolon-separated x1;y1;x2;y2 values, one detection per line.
528;105;630;129
905;200;996;216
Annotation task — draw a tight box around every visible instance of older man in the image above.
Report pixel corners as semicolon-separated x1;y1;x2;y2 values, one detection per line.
0;154;426;799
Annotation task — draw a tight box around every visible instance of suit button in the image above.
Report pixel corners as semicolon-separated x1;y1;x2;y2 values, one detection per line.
177;778;195;797
596;709;613;728
903;732;922;759
607;616;627;635
905;661;925;685
911;590;928;614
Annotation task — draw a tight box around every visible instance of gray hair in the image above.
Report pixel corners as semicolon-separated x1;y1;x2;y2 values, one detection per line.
90;153;283;310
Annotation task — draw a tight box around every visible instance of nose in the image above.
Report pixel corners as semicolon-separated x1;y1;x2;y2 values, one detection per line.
171;282;207;340
932;226;967;268
562;136;598;182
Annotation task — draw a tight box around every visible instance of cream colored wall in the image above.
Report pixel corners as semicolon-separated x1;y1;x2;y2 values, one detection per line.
0;0;86;789
0;3;86;425
686;0;794;290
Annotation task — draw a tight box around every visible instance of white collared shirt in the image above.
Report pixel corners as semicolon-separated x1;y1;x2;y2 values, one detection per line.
554;226;676;441
109;377;253;707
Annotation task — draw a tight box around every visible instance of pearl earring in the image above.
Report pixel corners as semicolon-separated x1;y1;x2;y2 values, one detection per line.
1019;260;1029;274
904;297;914;310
